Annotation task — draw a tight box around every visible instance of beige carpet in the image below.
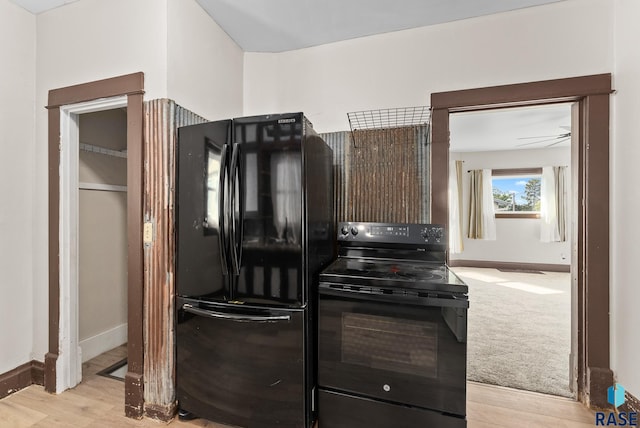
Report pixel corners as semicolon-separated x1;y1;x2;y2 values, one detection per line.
452;267;573;398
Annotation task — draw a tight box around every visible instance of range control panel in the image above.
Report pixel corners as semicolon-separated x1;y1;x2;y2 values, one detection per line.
337;222;447;246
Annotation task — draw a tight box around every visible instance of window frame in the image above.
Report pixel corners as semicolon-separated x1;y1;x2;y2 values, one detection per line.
491;168;542;219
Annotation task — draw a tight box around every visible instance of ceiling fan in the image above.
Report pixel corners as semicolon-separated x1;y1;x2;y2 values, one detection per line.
516;126;571;147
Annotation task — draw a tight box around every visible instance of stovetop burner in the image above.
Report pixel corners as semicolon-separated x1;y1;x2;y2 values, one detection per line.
339;259;445;281
320;257;468;294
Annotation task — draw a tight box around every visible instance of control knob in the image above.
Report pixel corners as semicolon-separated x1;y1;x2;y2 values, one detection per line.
341;226;350;236
351;227;359;236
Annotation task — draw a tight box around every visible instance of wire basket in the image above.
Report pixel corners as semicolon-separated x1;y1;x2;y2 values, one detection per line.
347;106;431;147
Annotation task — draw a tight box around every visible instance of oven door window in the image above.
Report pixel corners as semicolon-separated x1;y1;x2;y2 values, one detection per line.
342;313;438;378
319;295;467;416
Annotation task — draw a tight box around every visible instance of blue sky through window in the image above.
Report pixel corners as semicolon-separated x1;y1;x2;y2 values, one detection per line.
492;176;537;205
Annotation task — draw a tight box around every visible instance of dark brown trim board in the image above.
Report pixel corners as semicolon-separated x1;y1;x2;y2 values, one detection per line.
431;73;612;408
494;213;540;219
45;106;60;394
448;260;570;273
48;73;145;108
492;167;543;176
125;91;145;419
0;361;44;400
46;73;145;418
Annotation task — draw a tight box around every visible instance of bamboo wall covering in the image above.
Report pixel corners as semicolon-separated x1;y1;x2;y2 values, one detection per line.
320;125;429;224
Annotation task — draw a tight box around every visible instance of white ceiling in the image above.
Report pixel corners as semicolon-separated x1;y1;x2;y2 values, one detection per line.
449;103;572;153
10;0;565;52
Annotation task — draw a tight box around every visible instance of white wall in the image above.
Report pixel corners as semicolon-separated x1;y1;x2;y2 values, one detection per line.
28;0;246;369
243;0;613;133
32;0;170;362
167;0;244;121
612;0;640;398
449;148;571;266
0;0;36;374
243;0;640;397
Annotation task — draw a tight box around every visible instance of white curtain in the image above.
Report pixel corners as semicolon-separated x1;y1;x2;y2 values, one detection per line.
467;169;496;240
540;166;567;242
271;152;302;245
449;160;464;253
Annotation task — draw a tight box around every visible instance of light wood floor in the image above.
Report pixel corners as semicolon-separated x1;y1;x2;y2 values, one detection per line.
0;347;595;427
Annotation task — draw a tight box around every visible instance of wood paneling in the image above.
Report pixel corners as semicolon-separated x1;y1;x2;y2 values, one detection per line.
143;99;175;420
142;100;207;421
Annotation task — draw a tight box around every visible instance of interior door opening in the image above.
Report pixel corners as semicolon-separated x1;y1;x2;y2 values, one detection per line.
447;102;576;399
57;95;128;392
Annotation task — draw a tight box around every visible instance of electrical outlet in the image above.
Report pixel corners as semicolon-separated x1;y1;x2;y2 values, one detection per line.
143;222;153;244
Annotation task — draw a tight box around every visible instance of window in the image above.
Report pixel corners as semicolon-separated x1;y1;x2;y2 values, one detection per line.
491;168;542;218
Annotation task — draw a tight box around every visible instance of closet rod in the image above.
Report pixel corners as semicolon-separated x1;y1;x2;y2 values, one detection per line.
79;182;127;193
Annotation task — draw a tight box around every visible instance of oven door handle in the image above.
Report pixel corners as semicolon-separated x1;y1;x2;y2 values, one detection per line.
318;285;469;309
182;303;291;322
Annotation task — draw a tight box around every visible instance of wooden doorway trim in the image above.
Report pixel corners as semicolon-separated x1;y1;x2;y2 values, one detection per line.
430;73;612;408
46;73;145;418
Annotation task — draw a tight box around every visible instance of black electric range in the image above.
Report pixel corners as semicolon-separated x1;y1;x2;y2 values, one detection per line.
317;222;468;428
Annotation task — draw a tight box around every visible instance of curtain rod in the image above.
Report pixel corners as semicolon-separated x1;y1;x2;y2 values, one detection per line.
466;165;568;173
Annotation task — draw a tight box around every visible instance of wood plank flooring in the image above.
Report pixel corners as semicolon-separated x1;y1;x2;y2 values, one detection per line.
0;347;596;427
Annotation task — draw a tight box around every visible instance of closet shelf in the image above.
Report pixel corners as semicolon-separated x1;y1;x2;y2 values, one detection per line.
79;182;127;193
80;142;127;159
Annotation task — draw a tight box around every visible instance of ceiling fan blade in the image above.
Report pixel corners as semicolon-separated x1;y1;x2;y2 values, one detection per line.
517;135;563;140
516;136;562;146
546;137;571;147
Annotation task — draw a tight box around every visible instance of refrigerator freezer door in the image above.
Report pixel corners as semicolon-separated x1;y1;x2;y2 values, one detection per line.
176;121;232;301
176;300;307;428
232;114;305;306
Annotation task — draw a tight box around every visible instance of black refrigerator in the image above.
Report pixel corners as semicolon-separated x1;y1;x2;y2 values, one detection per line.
175;113;334;428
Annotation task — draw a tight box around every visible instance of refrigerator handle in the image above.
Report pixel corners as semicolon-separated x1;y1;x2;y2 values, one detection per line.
218;144;229;275
182;304;290;322
229;143;241;275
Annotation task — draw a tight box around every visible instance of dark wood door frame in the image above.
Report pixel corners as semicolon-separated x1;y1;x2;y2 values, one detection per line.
430;73;612;408
46;72;145;418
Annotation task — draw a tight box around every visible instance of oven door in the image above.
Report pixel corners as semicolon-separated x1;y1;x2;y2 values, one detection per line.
318;286;467;417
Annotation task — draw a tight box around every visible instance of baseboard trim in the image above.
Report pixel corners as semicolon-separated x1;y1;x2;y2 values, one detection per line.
79;323;128;363
623;390;640;413
588;367;614;409
144;401;177;422
31;360;44;386
44;352;57;393
448;259;570;273
0;360;45;399
125;372;144;419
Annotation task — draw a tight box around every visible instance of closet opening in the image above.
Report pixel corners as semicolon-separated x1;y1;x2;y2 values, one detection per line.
78;108;128;381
